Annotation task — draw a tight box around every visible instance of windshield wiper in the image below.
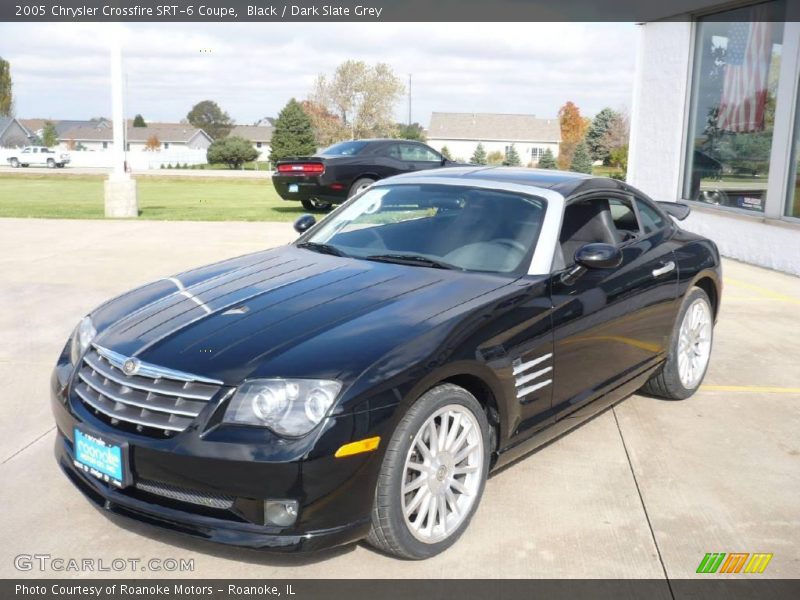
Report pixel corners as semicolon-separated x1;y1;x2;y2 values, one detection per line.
365;253;457;270
296;242;348;257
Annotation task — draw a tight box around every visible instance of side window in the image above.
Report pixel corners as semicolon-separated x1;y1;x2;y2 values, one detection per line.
22;148;30;154
635;198;666;234
608;198;639;237
382;144;402;159
399;144;441;162
32;148;39;154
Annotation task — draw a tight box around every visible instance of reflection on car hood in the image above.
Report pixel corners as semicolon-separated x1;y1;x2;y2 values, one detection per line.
91;246;515;384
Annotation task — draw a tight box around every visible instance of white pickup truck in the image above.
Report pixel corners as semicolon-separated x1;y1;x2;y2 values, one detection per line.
7;146;71;168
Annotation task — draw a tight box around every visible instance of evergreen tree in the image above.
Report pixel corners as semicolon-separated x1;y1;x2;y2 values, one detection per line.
0;56;12;117
440;145;453;160
585;107;618;163
42;121;58;147
207;136;259;169
470;143;487;165
133;114;147;127
538;148;557;169
269;98;317;163
569;141;593;174
504;144;521;166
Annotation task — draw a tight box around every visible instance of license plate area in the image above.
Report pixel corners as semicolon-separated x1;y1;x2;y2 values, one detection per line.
73;426;130;488
288;184;299;193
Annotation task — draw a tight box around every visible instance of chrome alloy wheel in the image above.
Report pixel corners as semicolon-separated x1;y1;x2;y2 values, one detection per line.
677;297;712;389
401;404;484;544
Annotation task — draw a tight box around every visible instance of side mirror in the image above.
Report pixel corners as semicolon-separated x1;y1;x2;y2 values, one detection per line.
575;243;623;269
441;157;449;166
293;214;316;234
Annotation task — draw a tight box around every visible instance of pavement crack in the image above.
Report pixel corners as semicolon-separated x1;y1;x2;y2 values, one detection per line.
2;426;55;465
612;407;675;599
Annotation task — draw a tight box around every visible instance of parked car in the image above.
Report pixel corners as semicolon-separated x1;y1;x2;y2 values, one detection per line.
7;146;70;168
272;139;458;211
52;168;720;559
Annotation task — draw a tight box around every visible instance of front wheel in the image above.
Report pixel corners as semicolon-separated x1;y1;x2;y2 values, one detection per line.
367;383;490;559
47;158;56;168
641;287;714;400
9;158;19;168
300;198;332;212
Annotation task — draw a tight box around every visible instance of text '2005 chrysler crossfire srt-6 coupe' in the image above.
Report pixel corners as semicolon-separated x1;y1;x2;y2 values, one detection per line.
52;167;720;559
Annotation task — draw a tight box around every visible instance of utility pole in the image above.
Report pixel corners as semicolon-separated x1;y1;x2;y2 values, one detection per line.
408;74;412;126
104;32;138;217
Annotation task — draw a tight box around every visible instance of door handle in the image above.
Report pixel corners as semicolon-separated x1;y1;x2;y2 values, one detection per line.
652;261;675;277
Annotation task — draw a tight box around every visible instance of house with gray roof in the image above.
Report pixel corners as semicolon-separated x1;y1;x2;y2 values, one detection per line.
0;117;32;148
20;118;110;140
58;122;212;152
426;112;561;165
228;124;273;160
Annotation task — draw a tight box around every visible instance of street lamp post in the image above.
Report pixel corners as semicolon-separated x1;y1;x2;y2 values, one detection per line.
104;36;138;218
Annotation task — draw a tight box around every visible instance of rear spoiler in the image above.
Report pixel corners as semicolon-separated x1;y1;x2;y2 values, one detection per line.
656;201;691;221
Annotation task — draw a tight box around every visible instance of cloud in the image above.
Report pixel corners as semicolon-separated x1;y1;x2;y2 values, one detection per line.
0;22;636;125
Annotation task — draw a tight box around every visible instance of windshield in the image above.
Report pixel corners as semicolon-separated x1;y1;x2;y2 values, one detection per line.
302;184;547;274
319;141;369;156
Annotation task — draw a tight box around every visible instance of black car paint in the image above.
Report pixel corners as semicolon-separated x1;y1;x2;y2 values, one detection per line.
272;139;451;204
52;170;721;551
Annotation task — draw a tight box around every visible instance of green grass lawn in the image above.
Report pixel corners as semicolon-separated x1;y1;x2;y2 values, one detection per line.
0;174;308;222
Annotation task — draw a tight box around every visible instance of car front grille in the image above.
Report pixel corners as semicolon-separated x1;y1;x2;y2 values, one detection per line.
134;479;236;510
73;346;224;437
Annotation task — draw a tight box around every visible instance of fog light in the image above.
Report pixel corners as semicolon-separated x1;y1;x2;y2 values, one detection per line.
264;500;298;527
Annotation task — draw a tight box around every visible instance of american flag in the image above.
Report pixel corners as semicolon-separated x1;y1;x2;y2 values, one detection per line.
717;9;773;133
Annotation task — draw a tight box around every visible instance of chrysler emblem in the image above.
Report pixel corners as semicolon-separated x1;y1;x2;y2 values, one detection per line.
122;358;141;376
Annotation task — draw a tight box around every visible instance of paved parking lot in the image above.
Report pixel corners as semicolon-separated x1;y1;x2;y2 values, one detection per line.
0;217;798;579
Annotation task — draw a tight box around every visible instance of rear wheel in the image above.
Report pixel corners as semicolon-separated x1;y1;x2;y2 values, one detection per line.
300;198;332;212
367;383;490;559
642;287;713;400
349;177;375;198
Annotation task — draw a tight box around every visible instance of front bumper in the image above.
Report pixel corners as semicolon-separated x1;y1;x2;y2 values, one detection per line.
50;363;389;552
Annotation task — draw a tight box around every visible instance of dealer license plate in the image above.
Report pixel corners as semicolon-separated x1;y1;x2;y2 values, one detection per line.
73;427;129;488
288;184;299;193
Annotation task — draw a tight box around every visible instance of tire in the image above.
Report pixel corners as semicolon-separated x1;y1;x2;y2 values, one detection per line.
9;158;19;168
300;198;332;212
367;383;490;559
47;158;56;168
348;177;375;198
641;287;714;400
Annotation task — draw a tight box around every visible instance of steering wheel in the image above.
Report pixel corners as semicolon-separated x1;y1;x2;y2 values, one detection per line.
491;238;527;254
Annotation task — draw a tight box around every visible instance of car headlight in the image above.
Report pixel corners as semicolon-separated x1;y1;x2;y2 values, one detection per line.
70;316;96;365
223;379;342;437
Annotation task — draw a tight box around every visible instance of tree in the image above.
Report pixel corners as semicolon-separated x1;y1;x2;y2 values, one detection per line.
301;99;348;147
440;145;453;160
557;101;590;169
0;56;12;117
487;150;505;165
470;143;487;165
310;60;404;139
269;98;317;163
207;136;259;169
42;121;58;147
144;135;160;151
586;107;619;163
133;114;147;128
538;147;557;169
504;144;521;166
598;111;630;162
186;100;234;140
569;141;592;174
396;122;426;141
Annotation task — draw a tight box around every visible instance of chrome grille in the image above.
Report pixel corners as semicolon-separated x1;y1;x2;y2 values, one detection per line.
73;346;223;436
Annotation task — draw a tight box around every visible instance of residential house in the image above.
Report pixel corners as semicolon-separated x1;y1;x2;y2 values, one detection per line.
20;118;110;141
228;124;273;161
0;117;31;148
58;122;212;152
627;1;800;275
426;112;560;164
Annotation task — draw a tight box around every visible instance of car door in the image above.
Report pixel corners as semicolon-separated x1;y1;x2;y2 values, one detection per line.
398;143;444;173
375;143;415;177
549;192;678;419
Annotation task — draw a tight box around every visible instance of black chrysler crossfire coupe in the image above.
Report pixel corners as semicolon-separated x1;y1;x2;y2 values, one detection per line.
51;168;721;559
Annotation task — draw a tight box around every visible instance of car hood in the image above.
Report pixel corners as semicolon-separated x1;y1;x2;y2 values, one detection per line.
90;246;517;384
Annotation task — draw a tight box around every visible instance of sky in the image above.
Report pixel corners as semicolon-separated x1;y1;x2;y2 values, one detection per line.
0;22;637;126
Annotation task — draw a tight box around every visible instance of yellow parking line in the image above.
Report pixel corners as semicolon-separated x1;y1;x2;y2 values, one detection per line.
701;384;800;394
724;278;800;305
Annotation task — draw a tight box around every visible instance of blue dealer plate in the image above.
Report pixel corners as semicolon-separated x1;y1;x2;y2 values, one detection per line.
288;184;299;193
73;427;129;488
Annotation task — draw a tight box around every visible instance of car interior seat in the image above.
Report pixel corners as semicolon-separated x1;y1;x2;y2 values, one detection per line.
559;199;619;264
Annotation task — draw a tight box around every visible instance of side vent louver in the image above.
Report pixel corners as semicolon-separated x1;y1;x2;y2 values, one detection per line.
513;353;553;400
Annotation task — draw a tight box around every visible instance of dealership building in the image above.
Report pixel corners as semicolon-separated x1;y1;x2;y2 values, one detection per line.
628;0;800;275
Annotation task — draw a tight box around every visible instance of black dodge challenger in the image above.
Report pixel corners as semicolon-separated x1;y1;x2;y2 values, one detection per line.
272;139;455;212
52;168;721;559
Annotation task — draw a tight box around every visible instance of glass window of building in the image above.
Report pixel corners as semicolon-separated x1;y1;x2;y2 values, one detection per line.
787;76;800;219
683;1;785;212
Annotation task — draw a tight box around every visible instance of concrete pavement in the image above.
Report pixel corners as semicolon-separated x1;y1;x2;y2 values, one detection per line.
0;218;797;579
